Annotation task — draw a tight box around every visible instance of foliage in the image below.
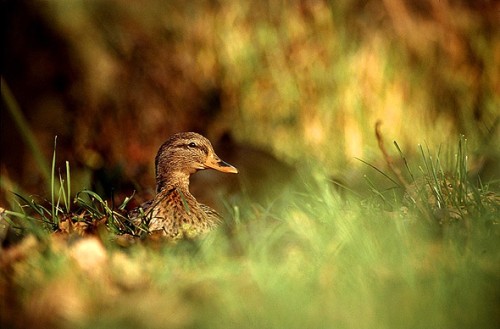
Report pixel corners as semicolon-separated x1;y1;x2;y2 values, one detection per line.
1;136;498;329
1;1;499;328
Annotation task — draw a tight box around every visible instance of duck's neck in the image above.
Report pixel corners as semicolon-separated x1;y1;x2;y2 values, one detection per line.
156;171;191;194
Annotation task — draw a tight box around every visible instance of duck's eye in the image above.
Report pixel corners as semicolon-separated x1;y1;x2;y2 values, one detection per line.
188;142;197;148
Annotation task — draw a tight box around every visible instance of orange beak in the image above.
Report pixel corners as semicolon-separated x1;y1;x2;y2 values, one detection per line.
204;154;238;174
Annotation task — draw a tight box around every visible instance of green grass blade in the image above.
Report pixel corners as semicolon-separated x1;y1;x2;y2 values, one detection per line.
1;77;50;183
393;141;415;182
51;136;58;225
355;157;400;187
66;160;71;212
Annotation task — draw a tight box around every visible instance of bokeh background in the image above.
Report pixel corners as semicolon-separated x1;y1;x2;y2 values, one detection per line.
2;0;499;206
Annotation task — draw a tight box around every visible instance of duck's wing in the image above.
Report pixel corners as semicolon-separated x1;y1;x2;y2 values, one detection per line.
127;199;154;224
199;203;222;227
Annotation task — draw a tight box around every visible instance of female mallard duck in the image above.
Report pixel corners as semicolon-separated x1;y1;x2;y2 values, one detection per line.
131;132;238;239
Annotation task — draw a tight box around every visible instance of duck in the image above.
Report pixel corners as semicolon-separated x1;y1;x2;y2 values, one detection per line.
129;132;238;239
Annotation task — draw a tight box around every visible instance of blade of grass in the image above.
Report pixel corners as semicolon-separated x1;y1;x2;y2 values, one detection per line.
457;135;468;200
13;193;45;217
58;170;67;213
118;192;135;210
3;209;44;224
11;193;58;229
0;174;29;211
393;141;415;182
51;136;58;225
1;77;50;183
66;160;71;212
363;174;387;203
57;161;72;214
355;157;400;187
75;190;106;218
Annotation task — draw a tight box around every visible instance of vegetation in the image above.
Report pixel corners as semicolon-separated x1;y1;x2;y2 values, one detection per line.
1;132;498;329
1;1;498;329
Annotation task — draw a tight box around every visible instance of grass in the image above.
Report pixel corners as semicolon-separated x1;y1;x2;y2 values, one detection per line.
1;2;498;328
1;136;498;329
1;137;135;241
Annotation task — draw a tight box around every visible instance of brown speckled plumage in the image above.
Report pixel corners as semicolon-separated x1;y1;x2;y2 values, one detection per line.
130;132;238;239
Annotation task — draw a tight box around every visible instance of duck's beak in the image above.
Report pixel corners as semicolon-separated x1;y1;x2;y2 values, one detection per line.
204;154;238;174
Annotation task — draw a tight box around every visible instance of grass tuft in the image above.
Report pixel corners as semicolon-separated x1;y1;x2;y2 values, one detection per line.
1;142;136;242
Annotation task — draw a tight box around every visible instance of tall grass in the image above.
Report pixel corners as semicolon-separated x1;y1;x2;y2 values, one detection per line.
1;140;134;240
1;136;498;329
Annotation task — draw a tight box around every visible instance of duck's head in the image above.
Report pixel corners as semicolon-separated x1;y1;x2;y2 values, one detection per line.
155;132;238;192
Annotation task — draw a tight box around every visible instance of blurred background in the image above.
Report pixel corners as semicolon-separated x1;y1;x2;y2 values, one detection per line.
1;0;499;207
